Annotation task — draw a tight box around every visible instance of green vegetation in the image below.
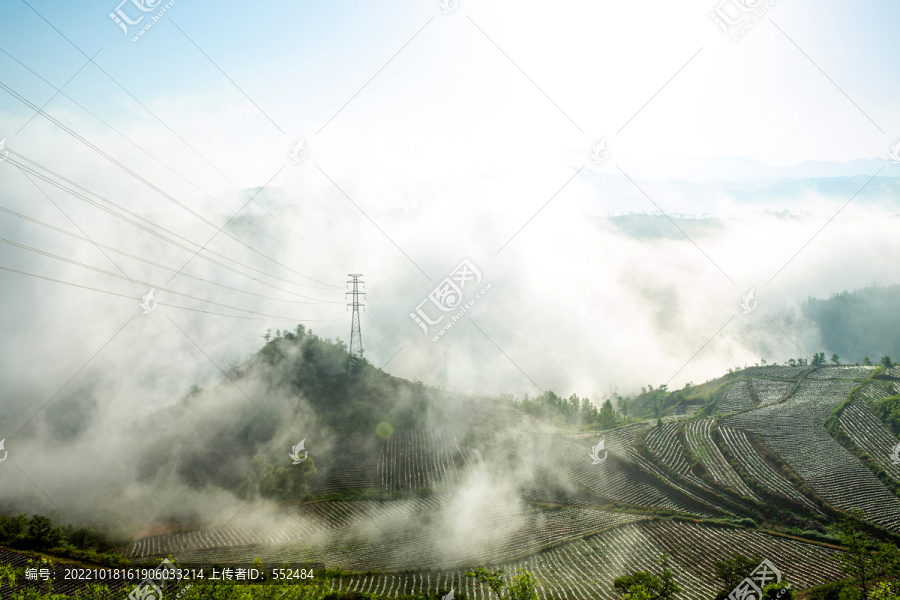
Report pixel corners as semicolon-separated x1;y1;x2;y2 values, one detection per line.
825;387;900;499
711;553;761;600
613;554;680;600
465;567;539;600
762;581;794;600
833;514;900;600
515;391;603;428
801;285;900;363
0;514;129;568
240;454;317;501
868;394;900;437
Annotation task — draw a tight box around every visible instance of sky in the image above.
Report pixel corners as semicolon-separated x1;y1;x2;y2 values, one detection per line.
1;0;900;436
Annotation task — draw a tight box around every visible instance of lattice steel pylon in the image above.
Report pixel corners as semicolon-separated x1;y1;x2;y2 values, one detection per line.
346;274;365;374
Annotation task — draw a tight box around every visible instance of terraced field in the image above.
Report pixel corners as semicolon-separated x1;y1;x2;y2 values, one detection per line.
667;403;702;420
683;419;760;501
726;379;900;531
809;366;876;379
129;503;645;572
377;425;473;492
491;429;714;517
753;366;812;379
859;381;893;401
41;364;900;599
307;440;378;495
719;426;821;512
643;422;707;489
751;378;795;406
717;381;754;414
837;399;900;480
501;520;844;600
146;522;843;600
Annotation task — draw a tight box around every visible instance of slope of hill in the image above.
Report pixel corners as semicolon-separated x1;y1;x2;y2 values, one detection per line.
11;330;900;598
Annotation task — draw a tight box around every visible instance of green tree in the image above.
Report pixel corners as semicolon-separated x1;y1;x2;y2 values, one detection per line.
620;398;629;421
832;514;900;600
713;554;762;597
241;455;275;499
864;357;873;366
613;554;681;600
271;457;317;500
870;582;899;600
24;516;64;550
465;567;539;600
623;585;653;600
763;582;795;600
650;395;666;420
599;399;617;430
831;354;841;365
812;353;826;366
881;356;894;369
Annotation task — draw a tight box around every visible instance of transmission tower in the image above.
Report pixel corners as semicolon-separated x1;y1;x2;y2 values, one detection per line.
347;274;365;374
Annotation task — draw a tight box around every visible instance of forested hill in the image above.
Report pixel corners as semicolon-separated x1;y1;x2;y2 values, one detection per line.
802;285;900;363
132;325;467;503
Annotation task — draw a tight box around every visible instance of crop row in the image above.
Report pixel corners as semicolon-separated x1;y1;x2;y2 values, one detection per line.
809;366;876;380
313;521;844;599
490;430;712;517
126;497;456;558
726;380;900;531
307;438;379;495
683;420;760;501
752;366;812;379
376;425;473;492
718;381;753;414
838;399;900;481
858;381;892;401
751;379;795;406
643;423;708;489
718;426;820;512
669;404;702;419
132;504;645;573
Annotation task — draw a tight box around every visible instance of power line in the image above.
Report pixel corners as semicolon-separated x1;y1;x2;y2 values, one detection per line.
0;45;347;275
3;154;339;301
0;263;348;323
0;204;334;305
164;165;284;286
0;85;341;289
0;234;345;321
